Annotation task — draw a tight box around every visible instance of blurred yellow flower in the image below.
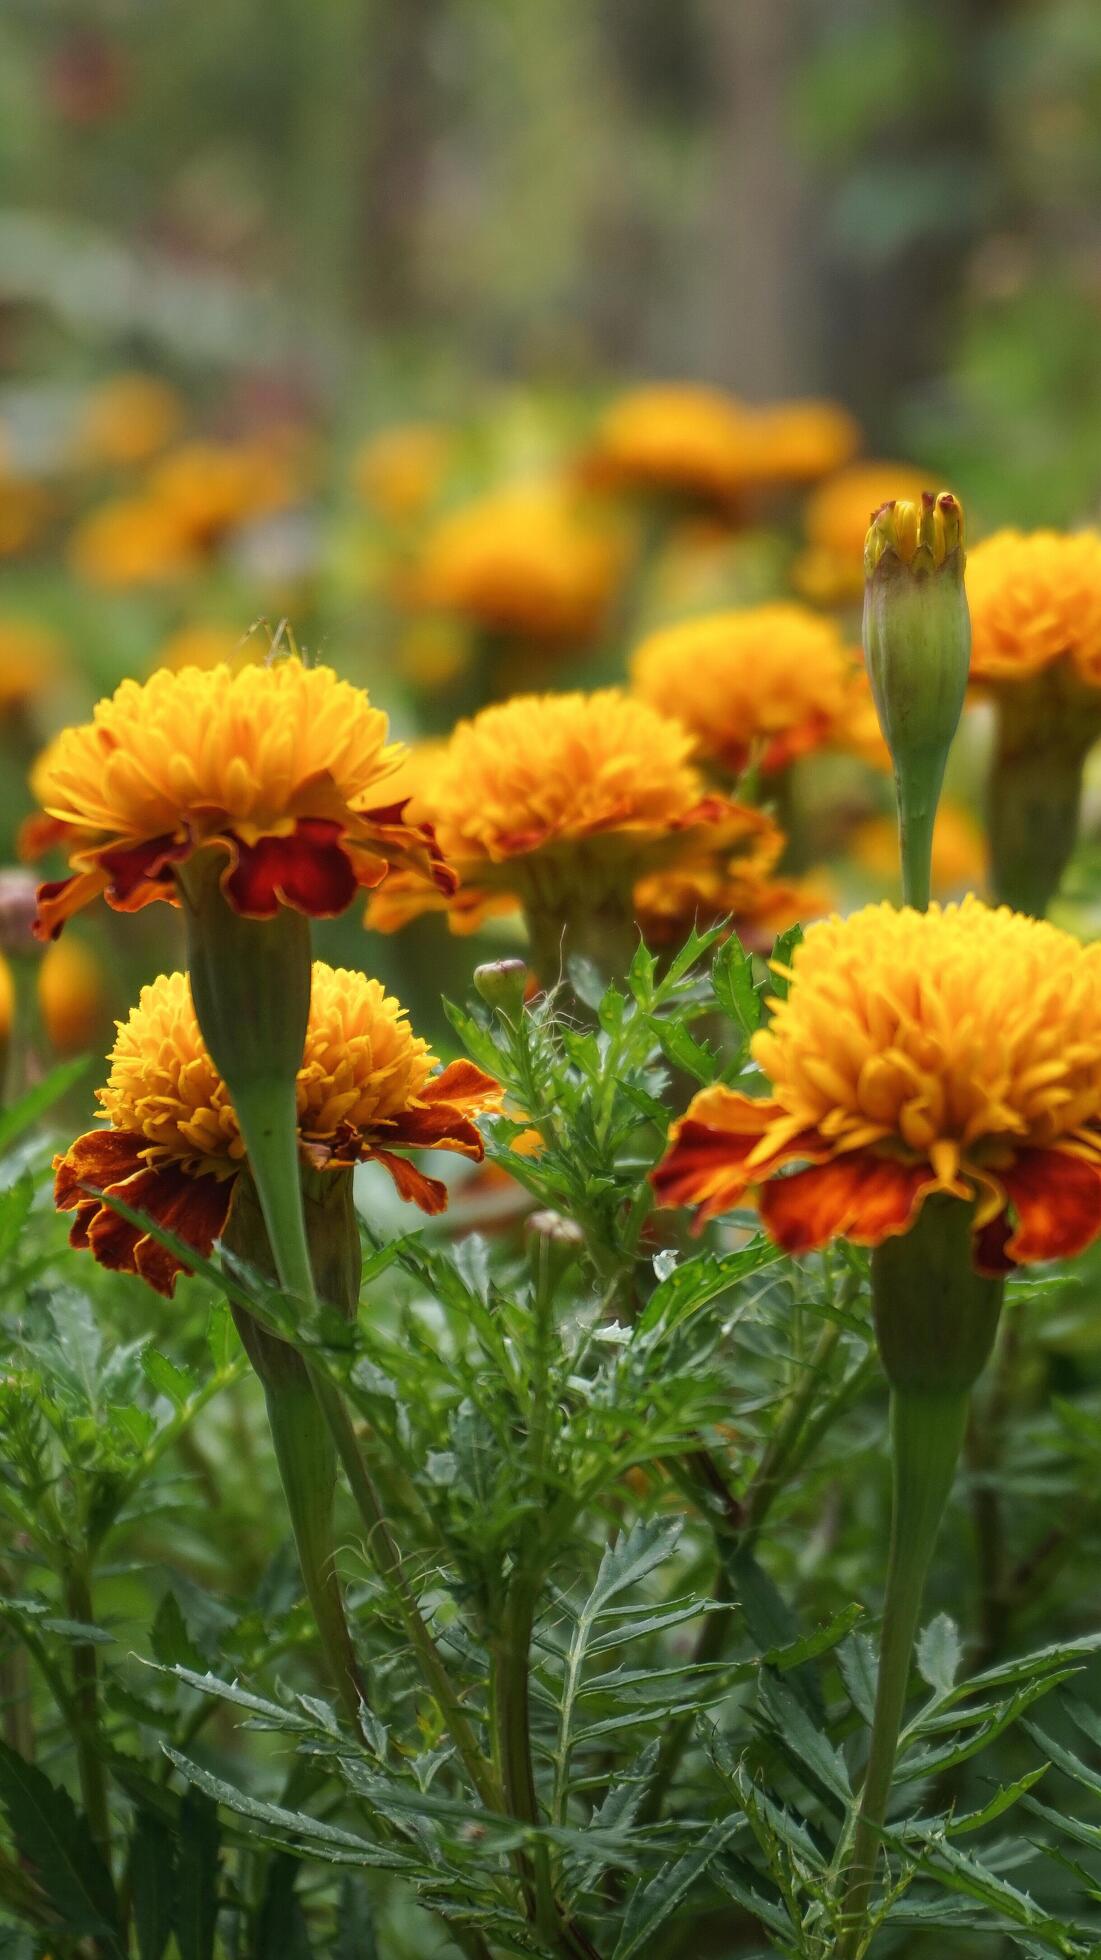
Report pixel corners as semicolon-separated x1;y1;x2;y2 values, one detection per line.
631;602;862;775
793;462;932;603
413;482;624;644
148;438;297;549
585;383;753;511
69;495;196;587
38;935;107;1055
967;529;1101;685
0;619;63;715
76;373;184;469
0;472;52;558
737;399;861;487
634;812;831;952
354;423;452;521
367;688;750;934
155;622;261;673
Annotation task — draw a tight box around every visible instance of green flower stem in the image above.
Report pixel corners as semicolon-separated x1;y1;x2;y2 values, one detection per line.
64;1558;110;1866
896;764;937;911
838;1387;969;1953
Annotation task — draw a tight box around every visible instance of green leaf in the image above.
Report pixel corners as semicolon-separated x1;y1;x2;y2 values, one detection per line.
755;1674;851;1806
654;1019;715;1087
0;1176;34;1264
940;1763;1049;1835
130;1809;175;1960
253;1854;312;1960
0;1056;91;1156
916;1612;962;1695
766;925;803;1001
613;1817;746;1958
711;934;762;1039
141;1348;195;1411
162;1750;417;1869
150;1591;206;1674
333;1876;379;1960
0;1739;119;1944
205;1301;236;1374
174;1788;219;1960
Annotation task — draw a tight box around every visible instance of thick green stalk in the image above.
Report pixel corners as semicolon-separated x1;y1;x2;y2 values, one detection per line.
837;1388;969;1952
895;763;937;911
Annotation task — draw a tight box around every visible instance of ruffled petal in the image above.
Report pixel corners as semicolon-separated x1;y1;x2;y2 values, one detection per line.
650;1089;828;1228
371;1149;449;1214
224;817;359;918
418;1059;501;1110
758;1153;936;1255
997;1146;1101;1267
54;1129;233;1297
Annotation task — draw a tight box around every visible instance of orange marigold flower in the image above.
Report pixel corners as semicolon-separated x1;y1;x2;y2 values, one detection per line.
634;829;831;954
31;656;452;939
792;462;932;604
54;964;499;1295
69;495;197;587
0;472;52;559
584;383;754;512
354;423;452;521
653;897;1101;1274
38;935;107;1056
366;689;752;935
0;619;63;715
966;529;1101;686
736;399;861;488
413;482;624;644
631;603;864;775
76;373;184;470
147;439;297;549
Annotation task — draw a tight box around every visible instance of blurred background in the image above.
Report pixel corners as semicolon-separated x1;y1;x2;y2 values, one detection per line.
3;0;1101;1061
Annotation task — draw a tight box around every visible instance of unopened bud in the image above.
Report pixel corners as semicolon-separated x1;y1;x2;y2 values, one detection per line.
473;958;528;1018
0;869;42;958
863;491;970;908
526;1209;585;1250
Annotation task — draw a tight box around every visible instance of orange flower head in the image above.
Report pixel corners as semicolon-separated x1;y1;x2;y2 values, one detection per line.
793;462;932;604
631;603;861;775
633;810;831;952
413;482;623;644
354;423;452;521
585;383;753;511
54;963;499;1294
0;619;63;714
366;688;750;934
38;936;107;1055
654;896;1101;1274
0;471;52;559
76;374;184;469
147;439;297;549
32;656;452;939
966;529;1101;687
736;399;861;488
69;495;197;587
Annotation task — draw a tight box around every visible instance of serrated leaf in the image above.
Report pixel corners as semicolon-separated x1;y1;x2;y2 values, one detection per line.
130;1809;174;1960
655;1019;715;1086
767;925;804;999
755;1674;850;1806
141;1347;194;1411
150;1591;206;1673
0;1739;119;1944
174;1788;219;1960
613;1816;746;1958
838;1632;878;1726
162;1750;417;1869
917;1612;962;1696
711;934;762;1038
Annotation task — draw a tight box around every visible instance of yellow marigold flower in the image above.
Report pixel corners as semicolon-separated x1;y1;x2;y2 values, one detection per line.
147;439;297;549
54;964;499;1295
0;619;63;715
737;399;861;487
354;423;452;521
585;383;753;511
966;528;1101;685
653;896;1101;1273
634;821;832;953
31;657;451;939
154;622;260;673
0;472;52;559
852;802;986;898
793;462;932;604
69;495;196;587
413;482;623;644
366;688;749;935
37;936;107;1056
0;951;13;1045
76;374;184;469
631;603;862;775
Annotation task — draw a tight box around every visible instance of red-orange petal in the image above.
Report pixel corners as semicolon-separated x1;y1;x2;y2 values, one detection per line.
418;1059;500;1109
35;868;111;941
758;1153;935;1255
650;1090;825;1229
54;1129;233;1297
224;818;358;918
371;1148;450;1214
997;1147;1101;1268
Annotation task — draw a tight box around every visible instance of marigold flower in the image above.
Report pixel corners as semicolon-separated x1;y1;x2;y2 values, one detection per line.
413;482;623;644
68;495;197;587
634;839;831;954
354;423;452;521
631;603;863;775
147;439;297;550
793;462;931;604
966;528;1101;685
31;656;450;939
366;689;748;936
0;620;63;715
585;383;753;512
54;964;498;1294
0;472;52;559
38;935;107;1056
76;373;184;469
653;896;1101;1274
735;399;861;487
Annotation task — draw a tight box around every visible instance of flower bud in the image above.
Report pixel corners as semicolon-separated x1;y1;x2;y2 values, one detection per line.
863;490;970;907
473;958;528;1018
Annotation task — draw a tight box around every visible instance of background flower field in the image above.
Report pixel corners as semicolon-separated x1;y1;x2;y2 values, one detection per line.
4;5;1101;1958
